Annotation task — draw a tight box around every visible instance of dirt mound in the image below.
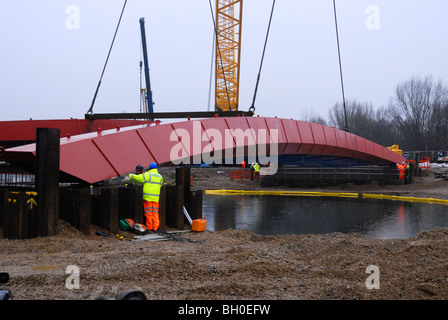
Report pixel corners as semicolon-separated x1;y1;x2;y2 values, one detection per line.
1;226;448;300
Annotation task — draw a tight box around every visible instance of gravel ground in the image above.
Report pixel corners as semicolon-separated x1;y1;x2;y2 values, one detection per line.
1;166;448;300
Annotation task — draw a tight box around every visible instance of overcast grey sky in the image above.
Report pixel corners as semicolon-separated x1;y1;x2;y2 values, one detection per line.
1;0;447;122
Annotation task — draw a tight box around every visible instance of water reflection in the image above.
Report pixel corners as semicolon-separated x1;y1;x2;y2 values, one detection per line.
203;194;448;239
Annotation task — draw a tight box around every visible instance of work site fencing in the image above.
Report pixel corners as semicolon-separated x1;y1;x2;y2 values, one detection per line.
0;161;35;189
260;165;406;188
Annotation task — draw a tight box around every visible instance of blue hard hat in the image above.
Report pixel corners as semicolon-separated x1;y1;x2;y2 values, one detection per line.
149;162;158;169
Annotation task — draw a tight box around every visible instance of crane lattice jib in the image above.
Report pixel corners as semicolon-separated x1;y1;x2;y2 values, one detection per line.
215;0;243;112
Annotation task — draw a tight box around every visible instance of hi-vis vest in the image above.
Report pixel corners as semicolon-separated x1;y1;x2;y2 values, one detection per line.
129;169;163;202
252;163;260;172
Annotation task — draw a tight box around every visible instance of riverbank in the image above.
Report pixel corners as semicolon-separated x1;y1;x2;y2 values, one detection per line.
1;166;448;300
185;166;448;200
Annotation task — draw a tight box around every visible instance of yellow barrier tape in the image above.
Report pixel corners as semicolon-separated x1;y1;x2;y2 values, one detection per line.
362;193;448;205
205;189;448;205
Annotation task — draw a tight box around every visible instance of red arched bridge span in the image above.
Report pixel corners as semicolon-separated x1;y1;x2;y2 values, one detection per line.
2;116;405;184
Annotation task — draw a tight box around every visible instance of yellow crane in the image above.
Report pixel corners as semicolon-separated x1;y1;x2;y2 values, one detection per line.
214;0;243;112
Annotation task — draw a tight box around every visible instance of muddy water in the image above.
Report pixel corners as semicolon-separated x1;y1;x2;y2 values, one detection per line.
203;194;448;239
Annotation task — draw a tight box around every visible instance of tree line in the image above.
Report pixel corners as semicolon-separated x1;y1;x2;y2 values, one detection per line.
302;76;448;152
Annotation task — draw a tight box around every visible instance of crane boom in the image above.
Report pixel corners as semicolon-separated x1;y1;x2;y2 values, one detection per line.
214;0;243;112
139;17;154;113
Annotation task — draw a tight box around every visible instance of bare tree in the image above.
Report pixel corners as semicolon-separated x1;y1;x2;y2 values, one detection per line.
328;100;396;147
300;110;327;125
387;76;448;150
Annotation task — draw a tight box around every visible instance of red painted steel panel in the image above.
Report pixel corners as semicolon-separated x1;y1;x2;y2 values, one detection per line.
137;123;188;165
364;139;376;157
373;142;385;160
93;130;156;174
344;132;358;158
60;140;117;183
309;123;326;155
201;117;231;134
264;117;288;154
355;136;367;154
171;120;202;161
279;119;302;154
264;118;287;144
201;117;237;150
221;117;254;146
245;116;269;140
334;128;351;157
225;117;258;157
201;118;245;163
322;126;339;156
0;119;151;141
245;116;271;156
296;121;314;154
171;119;236;165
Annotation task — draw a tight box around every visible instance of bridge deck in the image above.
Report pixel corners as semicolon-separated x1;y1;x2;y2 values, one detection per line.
2;117;406;184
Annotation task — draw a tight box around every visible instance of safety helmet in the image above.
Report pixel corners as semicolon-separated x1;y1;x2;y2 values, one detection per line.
149;162;158;169
125;219;135;228
135;164;144;172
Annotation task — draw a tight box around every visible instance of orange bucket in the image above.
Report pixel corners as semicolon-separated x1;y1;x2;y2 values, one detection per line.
192;219;206;232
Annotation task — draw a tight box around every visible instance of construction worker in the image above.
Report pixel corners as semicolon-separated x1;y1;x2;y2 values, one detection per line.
254;162;260;179
129;162;163;231
405;162;410;184
250;162;260;179
397;163;405;182
135;164;144;174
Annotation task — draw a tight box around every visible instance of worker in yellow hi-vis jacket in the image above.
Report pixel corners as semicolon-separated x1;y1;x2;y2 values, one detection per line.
129;162;163;231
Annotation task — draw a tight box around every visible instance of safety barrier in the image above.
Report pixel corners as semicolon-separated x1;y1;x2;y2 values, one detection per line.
205;189;448;205
362;193;448;205
229;171;259;180
260;165;403;188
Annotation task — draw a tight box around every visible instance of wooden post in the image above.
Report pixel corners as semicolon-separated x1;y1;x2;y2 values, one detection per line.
165;185;173;227
3;192;28;239
0;189;5;229
90;194;101;227
119;185;144;225
73;188;91;235
165;185;184;229
173;185;184;229
100;187;119;234
36;128;60;236
409;162;415;184
59;188;70;223
59;188;91;235
158;185;166;231
176;167;190;211
189;190;203;220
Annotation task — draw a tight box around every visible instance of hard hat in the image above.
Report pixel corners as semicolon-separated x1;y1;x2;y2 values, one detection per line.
135;164;144;171
149;162;157;169
125;219;135;228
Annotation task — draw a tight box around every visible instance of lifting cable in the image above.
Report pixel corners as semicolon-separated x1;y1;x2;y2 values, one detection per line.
249;0;276;114
87;0;128;116
208;0;232;111
332;0;349;132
